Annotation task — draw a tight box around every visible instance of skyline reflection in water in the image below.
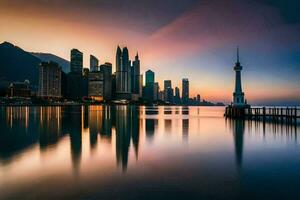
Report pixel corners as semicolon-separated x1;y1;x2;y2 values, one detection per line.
0;106;299;200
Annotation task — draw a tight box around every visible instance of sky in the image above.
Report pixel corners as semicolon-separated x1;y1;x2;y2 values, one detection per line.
0;0;300;105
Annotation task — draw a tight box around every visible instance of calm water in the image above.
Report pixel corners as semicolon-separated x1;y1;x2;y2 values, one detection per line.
0;106;299;200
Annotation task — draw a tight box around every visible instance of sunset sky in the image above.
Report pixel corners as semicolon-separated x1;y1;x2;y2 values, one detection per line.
0;0;299;105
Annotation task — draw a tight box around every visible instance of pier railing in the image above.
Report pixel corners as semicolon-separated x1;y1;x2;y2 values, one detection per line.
225;106;299;122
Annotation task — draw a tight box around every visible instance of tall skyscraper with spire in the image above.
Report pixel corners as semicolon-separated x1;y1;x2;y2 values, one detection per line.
116;46;131;99
232;47;247;107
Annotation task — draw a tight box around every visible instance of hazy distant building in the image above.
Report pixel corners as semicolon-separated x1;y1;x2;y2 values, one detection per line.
197;94;201;103
154;82;159;101
116;46;131;99
158;91;164;101
70;49;83;73
38;61;61;98
165;87;174;104
88;71;103;101
182;78;189;105
8;80;31;98
90;55;99;72
100;62;112;101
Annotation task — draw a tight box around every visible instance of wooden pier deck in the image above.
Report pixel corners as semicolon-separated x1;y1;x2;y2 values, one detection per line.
225;106;299;123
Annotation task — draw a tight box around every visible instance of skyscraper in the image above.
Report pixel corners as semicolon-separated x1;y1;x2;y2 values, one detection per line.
182;78;189;105
131;52;140;95
145;70;155;87
164;80;173;103
70;49;83;73
144;70;155;103
164;80;172;90
116;46;131;99
174;87;181;104
68;49;84;100
90;55;99;72
100;62;112;101
38;61;61;98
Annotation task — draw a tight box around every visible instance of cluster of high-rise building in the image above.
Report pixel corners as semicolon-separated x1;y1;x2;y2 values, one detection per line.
36;46;201;105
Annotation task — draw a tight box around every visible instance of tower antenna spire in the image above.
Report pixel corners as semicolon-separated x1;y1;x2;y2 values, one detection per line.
237;46;239;63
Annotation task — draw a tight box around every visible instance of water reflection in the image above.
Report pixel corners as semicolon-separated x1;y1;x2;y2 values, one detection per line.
0;106;300;199
226;118;299;172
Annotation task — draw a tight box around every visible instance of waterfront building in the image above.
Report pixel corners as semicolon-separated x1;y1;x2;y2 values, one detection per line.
38;61;61;98
90;55;99;72
232;47;247;107
100;62;112;101
70;49;83;73
115;46;131;99
182;78;189;105
144;70;155;103
8;80;31;98
88;71;104;101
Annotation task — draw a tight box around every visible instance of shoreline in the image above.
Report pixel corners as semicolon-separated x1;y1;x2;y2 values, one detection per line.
0;103;225;107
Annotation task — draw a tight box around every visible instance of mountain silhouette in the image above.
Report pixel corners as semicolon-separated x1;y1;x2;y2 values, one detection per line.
0;42;70;89
0;42;40;86
31;52;70;73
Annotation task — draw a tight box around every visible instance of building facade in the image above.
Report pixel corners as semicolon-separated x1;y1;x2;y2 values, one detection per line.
38;61;62;98
8;80;31;98
115;46;131;99
143;70;155;103
90;55;99;72
88;71;104;101
100;62;112;101
182;78;189;105
70;49;83;73
164;80;173;103
131;53;140;96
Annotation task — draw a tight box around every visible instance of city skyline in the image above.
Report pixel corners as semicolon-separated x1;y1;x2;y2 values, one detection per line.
1;0;300;105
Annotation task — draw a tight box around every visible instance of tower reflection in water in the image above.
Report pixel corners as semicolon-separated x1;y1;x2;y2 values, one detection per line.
226;117;298;171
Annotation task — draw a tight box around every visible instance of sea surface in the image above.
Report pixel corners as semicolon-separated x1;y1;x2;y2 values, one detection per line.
0;106;299;200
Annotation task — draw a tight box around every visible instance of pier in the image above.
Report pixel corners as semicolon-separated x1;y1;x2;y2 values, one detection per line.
225;106;299;123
